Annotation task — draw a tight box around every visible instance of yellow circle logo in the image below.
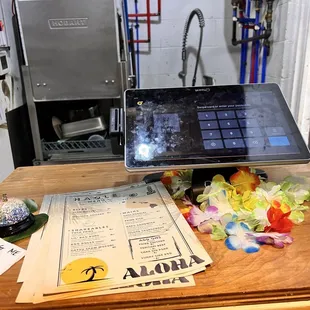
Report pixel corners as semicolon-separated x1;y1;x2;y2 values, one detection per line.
61;257;108;284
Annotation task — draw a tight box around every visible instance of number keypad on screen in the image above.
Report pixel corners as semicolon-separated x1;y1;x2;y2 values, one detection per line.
198;111;216;120
238;118;259;128
217;111;236;119
242;127;262;137
201;130;221;140
200;109;283;150
199;121;219;130
221;129;242;139
219;120;239;129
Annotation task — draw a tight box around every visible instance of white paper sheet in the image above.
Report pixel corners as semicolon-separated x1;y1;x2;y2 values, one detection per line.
0;238;26;275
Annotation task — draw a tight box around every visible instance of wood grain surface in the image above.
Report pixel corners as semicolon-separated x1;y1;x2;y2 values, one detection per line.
1;161;310;310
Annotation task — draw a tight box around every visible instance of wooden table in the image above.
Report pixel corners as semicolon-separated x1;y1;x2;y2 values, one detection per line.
1;162;310;310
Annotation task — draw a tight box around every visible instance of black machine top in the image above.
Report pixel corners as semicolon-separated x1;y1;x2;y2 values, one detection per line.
124;84;310;171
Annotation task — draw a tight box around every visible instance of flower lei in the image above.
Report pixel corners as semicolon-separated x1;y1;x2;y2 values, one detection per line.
161;167;310;253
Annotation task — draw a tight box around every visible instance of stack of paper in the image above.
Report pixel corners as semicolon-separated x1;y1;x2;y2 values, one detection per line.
0;238;25;275
17;182;212;304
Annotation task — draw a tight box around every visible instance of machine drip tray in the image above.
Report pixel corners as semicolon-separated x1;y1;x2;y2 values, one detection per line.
41;139;123;163
42;139;107;154
46;152;123;164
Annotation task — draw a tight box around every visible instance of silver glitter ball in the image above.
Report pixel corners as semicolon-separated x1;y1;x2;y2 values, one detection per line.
0;198;30;227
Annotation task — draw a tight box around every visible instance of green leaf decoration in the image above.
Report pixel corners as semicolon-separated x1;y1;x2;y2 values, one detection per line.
294;205;309;212
177;169;193;180
3;214;48;243
23;198;38;213
211;224;227;240
200;201;208;212
172;190;186;200
255;224;266;232
196;194;209;204
289;210;305;224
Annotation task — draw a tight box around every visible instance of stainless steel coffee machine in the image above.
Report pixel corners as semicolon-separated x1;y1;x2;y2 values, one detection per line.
15;0;132;164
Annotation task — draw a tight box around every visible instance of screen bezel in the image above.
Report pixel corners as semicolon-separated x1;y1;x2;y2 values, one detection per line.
124;83;310;172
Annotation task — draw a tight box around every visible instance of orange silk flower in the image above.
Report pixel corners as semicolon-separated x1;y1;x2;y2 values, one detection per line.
230;167;260;195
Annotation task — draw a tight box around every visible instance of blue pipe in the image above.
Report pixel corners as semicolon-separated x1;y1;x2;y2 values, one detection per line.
245;0;252;82
236;5;244;84
233;8;237;19
242;0;252;84
254;28;260;83
232;7;243;83
246;0;251;26
261;44;268;83
255;8;260;27
239;4;246;84
134;0;140;88
238;18;256;23
254;10;260;83
254;30;261;83
123;0;130;48
240;28;246;84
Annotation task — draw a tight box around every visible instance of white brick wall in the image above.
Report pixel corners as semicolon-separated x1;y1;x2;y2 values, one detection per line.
278;0;308;108
126;0;291;89
127;0;241;88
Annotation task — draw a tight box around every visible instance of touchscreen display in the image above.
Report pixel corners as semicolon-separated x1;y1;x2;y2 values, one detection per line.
125;84;310;170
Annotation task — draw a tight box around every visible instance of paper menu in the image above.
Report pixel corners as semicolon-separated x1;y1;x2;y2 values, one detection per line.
41;182;211;295
18;183;147;283
17;182;211;303
0;238;26;276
